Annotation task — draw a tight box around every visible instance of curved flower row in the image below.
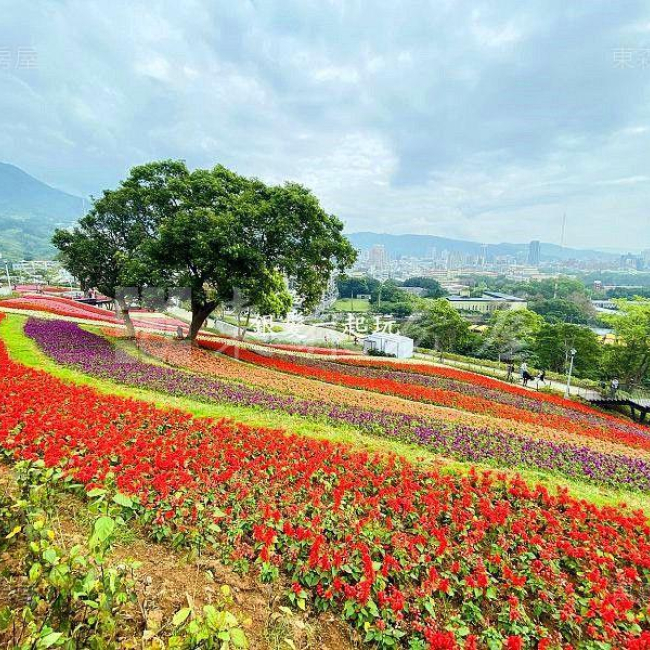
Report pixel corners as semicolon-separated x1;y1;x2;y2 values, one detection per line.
292;355;648;440
0;296;121;323
335;356;639;428
2;316;650;648
200;339;650;453
134;331;650;462
24;318;650;493
265;341;359;356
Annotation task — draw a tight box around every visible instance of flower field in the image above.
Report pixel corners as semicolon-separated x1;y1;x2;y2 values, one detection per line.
20;318;650;494
199;338;650;453
0;295;122;323
2;314;650;648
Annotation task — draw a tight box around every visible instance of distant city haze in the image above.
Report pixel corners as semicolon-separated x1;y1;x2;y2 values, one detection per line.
1;1;650;249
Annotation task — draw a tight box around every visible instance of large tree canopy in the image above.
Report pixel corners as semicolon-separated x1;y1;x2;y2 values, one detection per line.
54;160;356;340
52;160;190;335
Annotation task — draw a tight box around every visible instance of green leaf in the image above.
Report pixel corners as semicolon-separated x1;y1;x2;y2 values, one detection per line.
40;631;63;647
92;516;115;543
87;488;107;498
0;606;11;632
113;493;133;508
29;562;43;582
43;548;58;565
172;608;192;627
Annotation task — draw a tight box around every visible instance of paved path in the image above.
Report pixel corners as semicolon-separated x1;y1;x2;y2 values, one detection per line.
413;352;588;398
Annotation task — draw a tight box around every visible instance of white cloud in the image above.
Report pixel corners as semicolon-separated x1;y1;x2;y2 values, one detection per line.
0;0;649;248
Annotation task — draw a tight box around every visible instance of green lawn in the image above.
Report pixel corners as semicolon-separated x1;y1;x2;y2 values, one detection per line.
332;298;371;312
2;312;648;514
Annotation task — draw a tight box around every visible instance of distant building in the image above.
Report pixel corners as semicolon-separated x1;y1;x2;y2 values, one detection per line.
446;291;527;314
369;245;388;271
401;286;427;297
527;240;541;266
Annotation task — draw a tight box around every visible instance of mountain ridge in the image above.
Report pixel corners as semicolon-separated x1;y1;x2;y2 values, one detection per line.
0;162;83;260
346;231;616;262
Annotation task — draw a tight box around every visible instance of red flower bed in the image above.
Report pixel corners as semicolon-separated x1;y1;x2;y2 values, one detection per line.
1;314;650;647
201;339;650;453
266;342;359;356
2;315;650;647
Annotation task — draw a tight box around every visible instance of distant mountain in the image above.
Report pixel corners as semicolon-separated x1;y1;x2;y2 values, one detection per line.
0;163;84;260
346;232;616;262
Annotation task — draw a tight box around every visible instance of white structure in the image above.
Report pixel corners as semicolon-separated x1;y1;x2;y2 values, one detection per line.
363;333;414;359
446;291;527;314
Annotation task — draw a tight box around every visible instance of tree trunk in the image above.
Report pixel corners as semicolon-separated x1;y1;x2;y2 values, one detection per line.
188;302;216;342
115;296;136;338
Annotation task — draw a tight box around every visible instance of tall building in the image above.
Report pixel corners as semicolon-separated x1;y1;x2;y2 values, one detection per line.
369;245;388;270
528;240;541;266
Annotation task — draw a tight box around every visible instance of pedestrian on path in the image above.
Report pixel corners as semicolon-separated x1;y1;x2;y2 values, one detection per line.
506;362;514;382
610;378;620;398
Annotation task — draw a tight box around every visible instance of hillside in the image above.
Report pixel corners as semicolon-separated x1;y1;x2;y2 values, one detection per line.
0;163;83;260
347;231;616;262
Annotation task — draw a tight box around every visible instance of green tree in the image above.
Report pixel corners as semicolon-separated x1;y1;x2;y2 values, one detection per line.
483;309;543;361
374;301;416;318
531;322;602;378
55;160;356;341
336;275;380;299
401;276;446;298
527;277;587;300
404;299;471;357
603;299;650;388
529;297;596;324
370;280;409;306
53;160;189;336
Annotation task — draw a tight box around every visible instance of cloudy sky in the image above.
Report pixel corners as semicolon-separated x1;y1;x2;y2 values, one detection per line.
1;0;649;250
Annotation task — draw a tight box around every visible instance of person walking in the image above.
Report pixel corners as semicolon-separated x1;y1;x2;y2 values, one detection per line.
506;362;514;382
610;378;620;398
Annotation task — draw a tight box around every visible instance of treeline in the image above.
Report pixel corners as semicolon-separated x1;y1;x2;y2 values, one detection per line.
403;298;650;388
335;275;446;317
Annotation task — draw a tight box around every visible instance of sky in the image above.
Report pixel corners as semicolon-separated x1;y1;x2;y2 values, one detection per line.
1;0;649;250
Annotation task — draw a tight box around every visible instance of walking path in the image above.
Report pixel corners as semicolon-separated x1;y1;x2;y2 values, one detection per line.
413;352;587;398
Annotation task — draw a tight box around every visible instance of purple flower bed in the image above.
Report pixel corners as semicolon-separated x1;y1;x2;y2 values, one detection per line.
24;317;650;493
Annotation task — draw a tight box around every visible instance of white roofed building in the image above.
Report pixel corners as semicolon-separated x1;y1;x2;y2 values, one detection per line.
363;333;414;359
